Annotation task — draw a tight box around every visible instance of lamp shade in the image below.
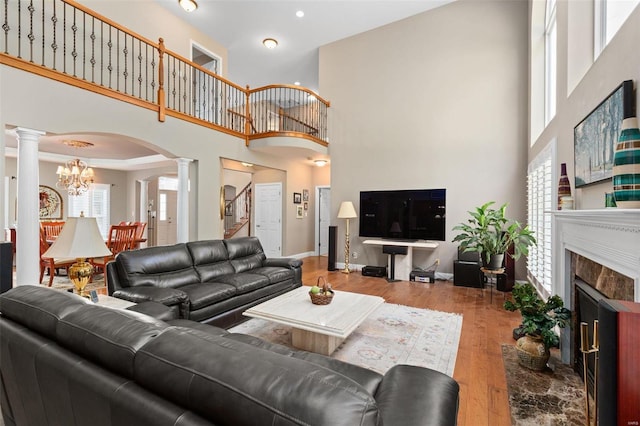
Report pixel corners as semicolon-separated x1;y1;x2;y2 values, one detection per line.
337;201;357;219
43;217;111;258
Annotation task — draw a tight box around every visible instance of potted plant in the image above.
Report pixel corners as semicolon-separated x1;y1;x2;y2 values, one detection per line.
452;201;536;269
503;282;571;370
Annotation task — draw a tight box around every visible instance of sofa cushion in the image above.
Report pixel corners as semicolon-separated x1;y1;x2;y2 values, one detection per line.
187;240;235;282
214;273;270;295
116;244;200;289
251;266;294;284
135;328;381;426
0;286;88;339
224;237;267;273
179;283;237;310
57;305;168;378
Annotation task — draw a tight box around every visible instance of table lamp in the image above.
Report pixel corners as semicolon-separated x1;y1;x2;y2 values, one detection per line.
337;201;357;274
43;216;111;297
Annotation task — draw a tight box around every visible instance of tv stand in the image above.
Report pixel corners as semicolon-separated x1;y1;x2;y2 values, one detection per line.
363;239;439;281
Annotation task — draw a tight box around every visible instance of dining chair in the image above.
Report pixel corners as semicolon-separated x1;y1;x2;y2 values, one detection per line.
90;224;137;279
132;221;147;249
39;225;75;286
41;220;66;244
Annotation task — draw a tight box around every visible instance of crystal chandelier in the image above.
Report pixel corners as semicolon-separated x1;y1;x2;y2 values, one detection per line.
55;158;95;196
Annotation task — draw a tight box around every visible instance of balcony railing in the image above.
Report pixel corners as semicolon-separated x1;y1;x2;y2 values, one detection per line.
1;0;329;146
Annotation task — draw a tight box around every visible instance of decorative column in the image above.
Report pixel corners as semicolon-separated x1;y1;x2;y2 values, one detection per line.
15;127;45;286
176;158;192;243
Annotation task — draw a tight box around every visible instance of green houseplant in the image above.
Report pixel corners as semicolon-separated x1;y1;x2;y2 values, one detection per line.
452;201;536;269
503;282;571;370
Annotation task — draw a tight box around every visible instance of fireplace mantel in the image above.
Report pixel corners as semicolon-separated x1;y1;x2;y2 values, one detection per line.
551;209;640;363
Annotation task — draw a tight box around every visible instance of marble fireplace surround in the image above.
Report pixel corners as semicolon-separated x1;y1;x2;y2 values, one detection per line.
552;209;640;364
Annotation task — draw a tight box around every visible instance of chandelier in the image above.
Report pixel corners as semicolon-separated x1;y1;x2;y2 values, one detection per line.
56;159;95;196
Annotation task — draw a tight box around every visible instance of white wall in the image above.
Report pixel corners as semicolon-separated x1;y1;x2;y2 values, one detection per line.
320;0;529;276
530;2;640;210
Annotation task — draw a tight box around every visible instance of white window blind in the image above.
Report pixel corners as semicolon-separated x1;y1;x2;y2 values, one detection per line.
527;143;554;296
67;183;111;239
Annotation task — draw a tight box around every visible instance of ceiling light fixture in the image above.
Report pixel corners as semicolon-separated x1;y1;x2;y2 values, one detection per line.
179;0;198;12
296;10;305;18
314;159;328;167
263;38;278;49
56;141;95;196
294;81;301;86
241;162;254;167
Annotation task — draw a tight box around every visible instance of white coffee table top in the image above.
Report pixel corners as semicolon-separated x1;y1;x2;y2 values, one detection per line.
96;294;136;309
243;286;384;339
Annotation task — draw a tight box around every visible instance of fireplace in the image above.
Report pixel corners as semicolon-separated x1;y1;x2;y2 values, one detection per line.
552;209;640;424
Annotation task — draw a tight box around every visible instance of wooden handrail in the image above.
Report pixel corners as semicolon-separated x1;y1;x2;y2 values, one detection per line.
3;0;330;146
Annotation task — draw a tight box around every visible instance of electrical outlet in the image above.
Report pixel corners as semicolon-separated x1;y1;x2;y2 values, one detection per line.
352;251;358;259
436;258;440;265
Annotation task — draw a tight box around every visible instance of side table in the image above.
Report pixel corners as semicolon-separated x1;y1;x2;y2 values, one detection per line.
480;267;504;303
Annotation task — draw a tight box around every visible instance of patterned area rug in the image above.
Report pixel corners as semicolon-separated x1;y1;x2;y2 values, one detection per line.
45;274;106;293
502;345;592;425
229;303;462;376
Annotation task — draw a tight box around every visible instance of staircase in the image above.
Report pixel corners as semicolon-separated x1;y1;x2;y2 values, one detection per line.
224;184;252;239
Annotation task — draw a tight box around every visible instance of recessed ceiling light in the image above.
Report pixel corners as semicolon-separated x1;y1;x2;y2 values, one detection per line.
179;0;198;12
294;81;301;86
296;10;304;18
241;162;254;167
314;159;328;167
262;38;278;49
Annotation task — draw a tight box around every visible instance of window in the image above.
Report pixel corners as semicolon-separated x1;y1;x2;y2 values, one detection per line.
544;0;557;125
67;184;111;239
527;142;554;297
595;0;640;57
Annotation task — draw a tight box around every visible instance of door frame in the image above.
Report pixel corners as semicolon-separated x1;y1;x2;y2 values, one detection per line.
315;185;331;256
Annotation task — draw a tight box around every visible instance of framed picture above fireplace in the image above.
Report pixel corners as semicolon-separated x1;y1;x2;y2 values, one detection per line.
574;80;635;187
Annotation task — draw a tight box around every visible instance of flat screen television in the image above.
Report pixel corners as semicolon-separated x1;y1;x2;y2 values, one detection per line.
359;189;446;241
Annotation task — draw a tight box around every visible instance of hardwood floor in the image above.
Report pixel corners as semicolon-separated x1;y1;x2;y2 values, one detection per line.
301;256;521;426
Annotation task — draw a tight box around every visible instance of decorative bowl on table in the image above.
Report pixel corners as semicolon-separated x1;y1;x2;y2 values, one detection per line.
309;276;334;305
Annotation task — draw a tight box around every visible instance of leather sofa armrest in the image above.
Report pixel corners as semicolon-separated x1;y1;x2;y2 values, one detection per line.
113;287;190;319
105;260;120;295
375;365;459;426
263;257;302;269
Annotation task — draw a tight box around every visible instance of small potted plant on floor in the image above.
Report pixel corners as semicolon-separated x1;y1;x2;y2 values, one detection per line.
503;282;571;371
452;201;536;269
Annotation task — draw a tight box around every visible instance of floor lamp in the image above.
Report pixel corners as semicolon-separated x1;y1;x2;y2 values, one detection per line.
337;201;357;274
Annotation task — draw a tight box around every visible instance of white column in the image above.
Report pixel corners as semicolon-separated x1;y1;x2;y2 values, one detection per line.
176;158;192;243
15;128;45;286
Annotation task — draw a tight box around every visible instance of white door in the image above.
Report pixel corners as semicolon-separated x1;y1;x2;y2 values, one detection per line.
254;183;282;257
157;190;177;246
316;186;331;255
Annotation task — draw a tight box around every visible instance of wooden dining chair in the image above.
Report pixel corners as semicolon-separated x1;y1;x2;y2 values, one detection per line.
41;220;65;244
39;225;75;286
132;221;147;249
90;224;137;279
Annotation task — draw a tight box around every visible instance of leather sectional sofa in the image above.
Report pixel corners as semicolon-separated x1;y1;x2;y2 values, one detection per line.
0;286;460;426
106;237;302;327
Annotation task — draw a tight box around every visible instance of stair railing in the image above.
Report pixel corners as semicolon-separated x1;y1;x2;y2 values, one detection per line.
224;183;252;238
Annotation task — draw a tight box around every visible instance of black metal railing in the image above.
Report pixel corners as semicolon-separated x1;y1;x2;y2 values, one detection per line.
2;0;329;145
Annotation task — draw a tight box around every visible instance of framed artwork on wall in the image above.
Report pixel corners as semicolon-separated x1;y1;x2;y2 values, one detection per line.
39;185;63;219
574;80;635;187
303;189;309;201
293;192;302;204
296;205;303;218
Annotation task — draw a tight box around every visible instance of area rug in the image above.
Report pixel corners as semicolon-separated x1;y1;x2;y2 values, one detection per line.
229;303;462;376
502;344;592;425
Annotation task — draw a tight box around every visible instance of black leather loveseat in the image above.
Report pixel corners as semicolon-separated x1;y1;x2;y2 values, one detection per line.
0;286;460;426
106;237;302;327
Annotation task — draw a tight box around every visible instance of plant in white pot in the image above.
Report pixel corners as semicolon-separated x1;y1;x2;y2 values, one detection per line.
452;201;536;269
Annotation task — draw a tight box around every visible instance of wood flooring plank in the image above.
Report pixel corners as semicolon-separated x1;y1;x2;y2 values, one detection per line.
301;255;518;425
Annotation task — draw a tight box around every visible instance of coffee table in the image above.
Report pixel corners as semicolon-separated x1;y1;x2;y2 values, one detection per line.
243;286;384;355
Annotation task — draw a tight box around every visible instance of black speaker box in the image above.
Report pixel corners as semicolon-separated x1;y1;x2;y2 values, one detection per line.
362;265;387;278
0;242;13;294
327;226;337;271
382;245;408;255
